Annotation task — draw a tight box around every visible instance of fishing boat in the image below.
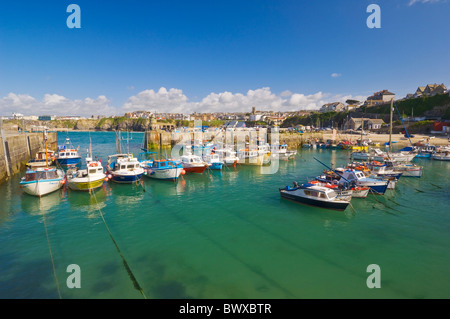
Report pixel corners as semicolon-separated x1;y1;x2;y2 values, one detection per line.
20;167;66;197
203;153;224;170
337;168;389;195
384;160;423;177
237;149;265;166
143;159;185;180
26;149;56;168
55;136;81;166
315;171;370;198
67;159;106;191
106;154;144;183
279;181;352;211
180;154;209;173
20;130;66;197
213;148;239;167
431;150;450;161
270;144;296;160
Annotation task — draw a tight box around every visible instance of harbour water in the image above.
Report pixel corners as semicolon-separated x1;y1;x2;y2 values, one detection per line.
0;131;449;299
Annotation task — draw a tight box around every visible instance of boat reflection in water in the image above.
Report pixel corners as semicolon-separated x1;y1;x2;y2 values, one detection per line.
66;185;108;217
21;191;62;217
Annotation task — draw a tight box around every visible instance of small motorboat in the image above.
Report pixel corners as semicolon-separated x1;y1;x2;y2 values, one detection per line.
203;153;224;170
143;159;185;181
180;154;208;173
279;181;352;211
20;167;66;197
67;158;106;191
26;149;56;168
338;168;389;195
55;137;81;166
106;154;144;183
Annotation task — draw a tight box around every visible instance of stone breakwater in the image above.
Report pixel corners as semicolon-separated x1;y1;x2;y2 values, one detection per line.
0;132;57;184
145;130;323;151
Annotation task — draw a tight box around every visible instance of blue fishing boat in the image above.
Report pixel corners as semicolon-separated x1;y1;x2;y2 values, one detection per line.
106;154;144;183
337;168;389;195
55;136;81;166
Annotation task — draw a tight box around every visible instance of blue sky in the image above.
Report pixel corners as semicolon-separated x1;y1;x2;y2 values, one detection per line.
0;0;449;116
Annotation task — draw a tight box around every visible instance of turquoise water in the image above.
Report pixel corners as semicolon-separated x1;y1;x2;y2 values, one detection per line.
0;131;449;299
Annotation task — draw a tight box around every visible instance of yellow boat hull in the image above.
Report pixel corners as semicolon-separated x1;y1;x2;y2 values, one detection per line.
68;178;104;191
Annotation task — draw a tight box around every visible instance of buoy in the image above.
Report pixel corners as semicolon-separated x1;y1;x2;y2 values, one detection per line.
181;170;186;175
104;177;109;182
108;174;112;179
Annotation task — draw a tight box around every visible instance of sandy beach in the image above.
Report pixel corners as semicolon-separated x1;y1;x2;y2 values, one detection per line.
322;132;450;147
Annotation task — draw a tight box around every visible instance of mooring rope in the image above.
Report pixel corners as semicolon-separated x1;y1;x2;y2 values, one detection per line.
41;205;62;299
90;189;147;299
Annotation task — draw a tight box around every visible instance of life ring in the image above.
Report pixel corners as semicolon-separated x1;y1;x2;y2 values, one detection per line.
90;162;98;167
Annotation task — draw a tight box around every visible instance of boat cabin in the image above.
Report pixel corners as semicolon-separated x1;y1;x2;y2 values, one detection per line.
24;169;59;181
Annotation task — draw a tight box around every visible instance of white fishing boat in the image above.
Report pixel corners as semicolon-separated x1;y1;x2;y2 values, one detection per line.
26;149;56;168
20;167;66;197
270;144;296;160
20;130;66;197
279;182;352;211
106;154;144;183
314;173;370;198
143;159;184;181
237;149;265;166
384;160;423;177
431;151;450;161
213;148;239;167
180;154;208;173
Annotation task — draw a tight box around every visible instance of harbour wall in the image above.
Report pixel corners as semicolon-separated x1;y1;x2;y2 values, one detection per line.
145;130;323;151
0;132;58;184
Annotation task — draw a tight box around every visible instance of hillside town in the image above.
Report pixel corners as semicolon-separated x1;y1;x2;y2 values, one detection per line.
1;83;449;135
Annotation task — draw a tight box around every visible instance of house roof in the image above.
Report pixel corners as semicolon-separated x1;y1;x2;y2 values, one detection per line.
367;119;384;124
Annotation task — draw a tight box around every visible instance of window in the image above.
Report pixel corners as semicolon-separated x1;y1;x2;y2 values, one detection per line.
127;164;134;169
121;165;126;170
25;173;36;181
89;169;96;174
160;162;166;167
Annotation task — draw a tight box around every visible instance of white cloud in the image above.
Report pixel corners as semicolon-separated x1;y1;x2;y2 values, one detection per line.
0;88;369;117
122;87;188;113
331;73;341;78
280;90;292;97
408;0;446;5
0;93;116;117
121;87;366;113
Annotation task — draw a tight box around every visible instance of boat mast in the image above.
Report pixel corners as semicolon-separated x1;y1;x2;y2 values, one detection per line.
389;98;393;153
44;129;48;168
